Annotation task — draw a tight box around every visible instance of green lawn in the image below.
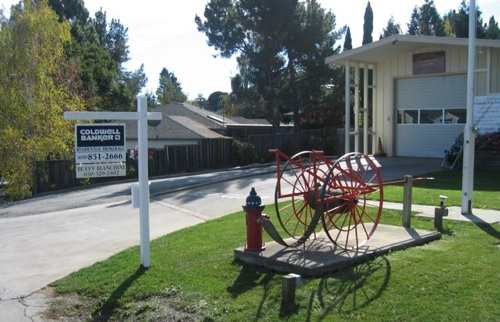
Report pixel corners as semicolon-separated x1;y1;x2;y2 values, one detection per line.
49;205;500;322
382;169;500;210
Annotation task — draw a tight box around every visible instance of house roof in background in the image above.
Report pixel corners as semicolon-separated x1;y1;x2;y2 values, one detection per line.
168;116;225;139
179;103;279;127
125;116;203;140
154;103;224;130
326;34;500;66
125;102;226;140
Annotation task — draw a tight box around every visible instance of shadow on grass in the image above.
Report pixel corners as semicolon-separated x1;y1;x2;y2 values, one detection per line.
463;213;500;239
227;263;274;321
91;267;146;322
228;257;390;321
310;256;391;321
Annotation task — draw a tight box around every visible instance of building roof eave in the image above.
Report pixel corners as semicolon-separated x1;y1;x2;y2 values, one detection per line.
326;34;500;66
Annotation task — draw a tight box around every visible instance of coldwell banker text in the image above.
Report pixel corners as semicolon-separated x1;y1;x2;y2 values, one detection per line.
79;128;121;142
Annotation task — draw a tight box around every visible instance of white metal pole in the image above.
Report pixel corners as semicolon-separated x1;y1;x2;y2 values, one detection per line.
461;0;477;215
363;66;369;154
345;61;351;154
354;65;360;153
138;95;151;267
371;65;378;154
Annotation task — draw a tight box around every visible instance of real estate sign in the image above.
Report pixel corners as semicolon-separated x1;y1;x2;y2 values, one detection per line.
474;95;500;134
75;124;126;178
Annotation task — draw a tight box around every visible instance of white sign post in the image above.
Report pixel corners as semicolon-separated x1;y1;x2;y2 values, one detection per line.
461;0;477;215
64;96;162;268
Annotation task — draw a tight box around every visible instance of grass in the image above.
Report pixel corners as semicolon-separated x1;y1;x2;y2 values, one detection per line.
49;202;500;321
381;169;500;210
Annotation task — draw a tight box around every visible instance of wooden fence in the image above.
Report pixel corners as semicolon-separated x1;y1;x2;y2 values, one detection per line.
244;127;339;160
31;129;339;195
33;138;233;194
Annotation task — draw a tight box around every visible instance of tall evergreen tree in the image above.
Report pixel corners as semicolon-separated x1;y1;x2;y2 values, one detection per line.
444;1;486;38
156;68;187;105
380;16;401;39
362;1;373;45
407;0;445;36
343;27;352;50
485;16;500;39
408;7;420;35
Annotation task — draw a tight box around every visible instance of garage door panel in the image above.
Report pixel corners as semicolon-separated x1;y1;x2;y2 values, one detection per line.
396;74;466;158
396;74;466;109
396;124;463;158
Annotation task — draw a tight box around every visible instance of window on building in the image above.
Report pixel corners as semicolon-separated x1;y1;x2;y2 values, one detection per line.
397;110;419;124
398;108;466;125
420;110;443;124
413;51;446;75
444;109;466;124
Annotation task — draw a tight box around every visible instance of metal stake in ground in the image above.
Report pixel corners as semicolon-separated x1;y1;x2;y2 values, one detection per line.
64;96;162;268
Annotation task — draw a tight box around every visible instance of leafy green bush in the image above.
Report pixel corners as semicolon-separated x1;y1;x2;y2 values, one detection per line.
231;140;258;166
444;132;500;168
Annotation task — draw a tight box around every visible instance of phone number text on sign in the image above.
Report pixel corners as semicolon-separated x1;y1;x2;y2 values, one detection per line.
76;151;126;164
76;163;126;178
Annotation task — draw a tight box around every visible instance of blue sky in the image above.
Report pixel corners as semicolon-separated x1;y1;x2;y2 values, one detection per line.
1;0;499;99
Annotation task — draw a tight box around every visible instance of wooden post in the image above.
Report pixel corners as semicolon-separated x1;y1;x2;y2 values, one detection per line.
280;273;301;315
402;175;413;228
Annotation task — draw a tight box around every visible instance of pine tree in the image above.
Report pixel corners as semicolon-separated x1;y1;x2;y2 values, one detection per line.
485;16;500;39
380;16;401;39
344;27;352;50
156;68;187;105
444;1;487;38
362;1;373;45
408;8;420;35
407;0;445;36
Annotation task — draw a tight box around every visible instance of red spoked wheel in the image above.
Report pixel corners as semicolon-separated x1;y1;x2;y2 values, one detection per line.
274;151;330;240
319;153;384;251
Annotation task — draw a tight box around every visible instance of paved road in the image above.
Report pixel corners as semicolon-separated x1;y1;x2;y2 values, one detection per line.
0;157;442;321
0;165;276;218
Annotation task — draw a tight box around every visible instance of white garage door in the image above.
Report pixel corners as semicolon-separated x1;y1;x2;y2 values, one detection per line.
395;75;466;158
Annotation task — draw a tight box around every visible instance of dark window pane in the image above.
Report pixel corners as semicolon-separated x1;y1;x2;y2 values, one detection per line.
420;110;443;124
444;109;466;124
413;51;446;75
397;110;419;124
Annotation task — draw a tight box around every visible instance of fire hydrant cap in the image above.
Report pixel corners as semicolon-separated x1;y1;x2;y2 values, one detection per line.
246;187;262;208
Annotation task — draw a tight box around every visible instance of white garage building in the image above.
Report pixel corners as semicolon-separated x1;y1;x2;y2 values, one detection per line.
326;35;500;158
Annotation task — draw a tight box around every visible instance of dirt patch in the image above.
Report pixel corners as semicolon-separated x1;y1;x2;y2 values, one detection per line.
43;287;213;322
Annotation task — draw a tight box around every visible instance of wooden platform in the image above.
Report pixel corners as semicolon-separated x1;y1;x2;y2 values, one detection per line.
234;224;441;276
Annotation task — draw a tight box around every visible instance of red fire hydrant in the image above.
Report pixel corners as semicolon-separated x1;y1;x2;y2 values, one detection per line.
243;187;265;252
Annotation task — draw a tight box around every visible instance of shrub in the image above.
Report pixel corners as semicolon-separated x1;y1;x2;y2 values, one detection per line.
444;131;500;168
231;140;258;166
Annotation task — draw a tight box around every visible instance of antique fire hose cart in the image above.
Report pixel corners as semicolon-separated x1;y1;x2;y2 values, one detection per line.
259;149;386;251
